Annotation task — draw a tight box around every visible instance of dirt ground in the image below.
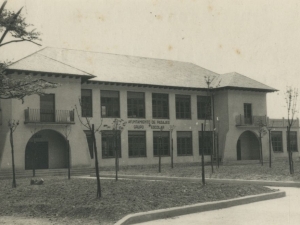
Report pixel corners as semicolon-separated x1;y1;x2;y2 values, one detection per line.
0;216;102;225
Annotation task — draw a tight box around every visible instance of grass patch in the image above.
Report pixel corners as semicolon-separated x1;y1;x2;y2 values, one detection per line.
0;177;274;225
100;160;300;181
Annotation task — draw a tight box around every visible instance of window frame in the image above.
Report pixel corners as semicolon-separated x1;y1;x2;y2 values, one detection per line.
81;89;93;117
128;131;147;158
244;103;252;124
287;131;298;152
153;131;170;156
175;94;191;119
100;90;120;118
177;131;193;156
197;96;211;120
271;131;283;152
152;93;169;119
101;130;122;158
127;92;146;118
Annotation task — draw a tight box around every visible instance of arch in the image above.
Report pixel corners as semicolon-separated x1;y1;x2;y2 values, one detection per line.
25;129;68;170
236;130;260;160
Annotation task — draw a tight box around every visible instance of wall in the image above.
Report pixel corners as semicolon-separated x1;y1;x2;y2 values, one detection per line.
81;83;213;167
0;72;91;170
223;90;269;161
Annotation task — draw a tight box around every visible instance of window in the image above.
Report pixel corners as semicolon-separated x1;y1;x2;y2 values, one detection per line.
153;131;170;156
84;130;94;158
152;93;169;119
287;131;298;152
177;131;193;156
199;131;213;155
101;90;120;118
176;95;191;119
40;94;55;122
81;89;93;117
128;131;146;157
101;130;121;158
197;96;211;120
127;92;145;118
244;103;252;124
271;131;283;152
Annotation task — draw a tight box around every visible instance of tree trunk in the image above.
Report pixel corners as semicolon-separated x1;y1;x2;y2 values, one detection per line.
210;132;214;173
287;127;294;174
32;140;36;177
67;140;71;179
201;123;205;185
158;136;161;173
92;125;101;198
115;132;118;181
10;128;16;188
171;136;173;169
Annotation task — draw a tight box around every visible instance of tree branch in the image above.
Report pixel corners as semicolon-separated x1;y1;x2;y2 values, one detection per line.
0;38;41;47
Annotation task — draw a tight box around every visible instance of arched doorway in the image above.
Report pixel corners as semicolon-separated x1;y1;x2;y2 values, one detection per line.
236;131;260;160
25;129;68;170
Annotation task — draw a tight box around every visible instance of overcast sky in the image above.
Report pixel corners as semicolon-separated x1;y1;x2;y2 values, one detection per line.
2;0;300;119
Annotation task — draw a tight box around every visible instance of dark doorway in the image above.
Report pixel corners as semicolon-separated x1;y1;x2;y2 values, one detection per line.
40;94;55;122
236;131;260;160
25;142;49;170
237;139;241;160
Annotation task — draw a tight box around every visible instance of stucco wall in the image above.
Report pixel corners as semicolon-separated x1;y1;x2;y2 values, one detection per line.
0;73;91;170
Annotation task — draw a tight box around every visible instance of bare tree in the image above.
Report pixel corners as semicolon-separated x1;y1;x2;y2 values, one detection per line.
256;118;267;166
169;125;175;169
61;125;71;179
75;102;103;198
285;87;298;175
104;118;127;181
204;76;215;173
8;119;19;188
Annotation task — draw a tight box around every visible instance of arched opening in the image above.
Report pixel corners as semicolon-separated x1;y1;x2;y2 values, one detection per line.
236;131;260;160
25;129;68;170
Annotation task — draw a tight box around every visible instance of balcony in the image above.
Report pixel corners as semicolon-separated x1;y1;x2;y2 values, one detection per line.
24;108;75;124
268;118;299;128
235;115;267;126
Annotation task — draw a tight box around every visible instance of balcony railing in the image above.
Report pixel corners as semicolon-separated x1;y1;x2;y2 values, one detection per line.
24;108;75;124
268;118;299;128
235;115;267;126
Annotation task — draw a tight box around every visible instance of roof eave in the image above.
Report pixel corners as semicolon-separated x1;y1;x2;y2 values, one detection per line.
213;86;278;92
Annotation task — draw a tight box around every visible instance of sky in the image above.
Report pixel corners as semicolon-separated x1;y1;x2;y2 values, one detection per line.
1;0;300;119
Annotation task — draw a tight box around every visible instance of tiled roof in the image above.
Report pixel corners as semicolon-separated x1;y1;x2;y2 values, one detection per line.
8;47;276;92
212;72;277;91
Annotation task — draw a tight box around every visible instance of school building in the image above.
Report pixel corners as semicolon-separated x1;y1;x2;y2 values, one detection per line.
0;47;298;171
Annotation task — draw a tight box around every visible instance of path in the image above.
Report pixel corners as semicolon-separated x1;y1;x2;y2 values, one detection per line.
137;187;300;225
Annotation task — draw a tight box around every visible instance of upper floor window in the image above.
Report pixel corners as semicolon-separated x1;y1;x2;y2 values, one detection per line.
128;131;146;157
271;131;283;152
152;93;169;119
40;94;55;122
101;130;121;158
199;131;213;155
177;131;193;156
197;96;211;120
101;90;120;118
244;103;252;124
81;89;93;117
287;131;298;152
176;95;191;119
153;131;170;156
127;92;145;118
